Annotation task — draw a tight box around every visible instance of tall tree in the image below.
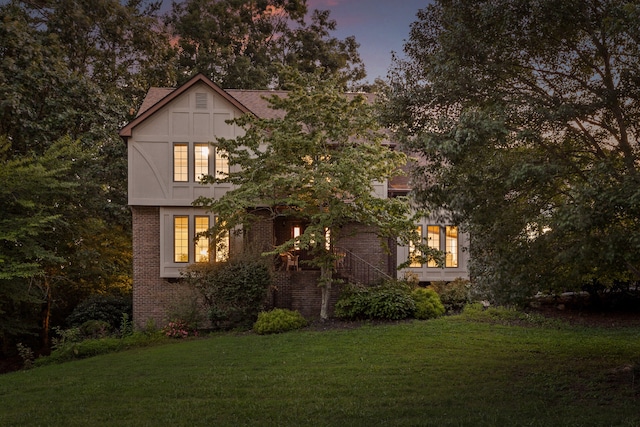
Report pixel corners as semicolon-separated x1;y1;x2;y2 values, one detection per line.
387;0;640;302
166;0;365;89
0;0;173;349
195;71;424;319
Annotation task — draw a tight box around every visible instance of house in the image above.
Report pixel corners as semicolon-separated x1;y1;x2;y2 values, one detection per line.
119;74;469;327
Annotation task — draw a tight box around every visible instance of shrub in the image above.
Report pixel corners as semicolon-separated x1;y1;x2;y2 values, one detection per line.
79;320;112;339
411;288;445;319
66;295;132;330
182;258;271;330
164;292;206;333
35;331;166;367
253;309;307;335
430;279;474;313
335;281;416;321
163;320;198;339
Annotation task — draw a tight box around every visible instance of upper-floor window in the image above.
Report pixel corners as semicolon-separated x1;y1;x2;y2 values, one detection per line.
173;143;228;183
174;144;188;182
194;144;209;182
215;147;229;179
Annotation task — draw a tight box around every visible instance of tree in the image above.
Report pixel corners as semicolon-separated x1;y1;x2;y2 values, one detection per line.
195;71;425;319
387;0;640;303
166;0;365;89
0;137;76;351
0;0;171;350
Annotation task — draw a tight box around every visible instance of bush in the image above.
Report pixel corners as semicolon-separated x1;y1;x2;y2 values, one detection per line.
253;309;308;335
163;320;198;339
411;288;445;319
335;281;416;321
35;331;166;367
79;320;112;339
429;279;474;313
164;292;206;334
182;258;271;330
66;295;132;330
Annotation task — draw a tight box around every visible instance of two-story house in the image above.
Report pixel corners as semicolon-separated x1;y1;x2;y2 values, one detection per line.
119;74;469;327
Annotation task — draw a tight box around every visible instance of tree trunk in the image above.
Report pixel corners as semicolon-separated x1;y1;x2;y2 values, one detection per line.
319;265;333;320
41;277;52;350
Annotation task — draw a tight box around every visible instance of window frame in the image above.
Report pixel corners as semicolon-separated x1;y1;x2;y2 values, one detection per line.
173;215;189;263
215;147;229;179
426;225;441;268
173;143;189;182
445;226;459;268
408;225;423;268
194;143;210;183
194;215;210;263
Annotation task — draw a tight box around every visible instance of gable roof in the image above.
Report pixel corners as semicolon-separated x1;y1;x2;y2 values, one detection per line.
122;74;381;139
119;73;254;138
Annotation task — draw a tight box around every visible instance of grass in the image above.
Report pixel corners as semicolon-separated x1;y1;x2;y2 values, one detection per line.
1;313;640;426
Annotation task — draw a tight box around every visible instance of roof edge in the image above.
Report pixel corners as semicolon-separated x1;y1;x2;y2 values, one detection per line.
119;73;254;139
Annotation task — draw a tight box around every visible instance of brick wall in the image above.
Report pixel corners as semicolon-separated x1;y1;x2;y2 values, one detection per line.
131;206;199;328
336;223;397;279
131;210;392;326
271;271;346;318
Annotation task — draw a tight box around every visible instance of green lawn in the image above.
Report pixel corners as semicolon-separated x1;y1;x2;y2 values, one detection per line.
1;315;639;426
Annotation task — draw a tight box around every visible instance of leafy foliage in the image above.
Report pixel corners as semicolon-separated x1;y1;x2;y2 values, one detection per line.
429;279;475;313
387;0;640;303
35;330;166;367
253;309;308;335
335;281;416;321
65;295;133;331
166;0;364;89
411;287;445;319
182;259;272;330
195;70;424;318
0;0;173;351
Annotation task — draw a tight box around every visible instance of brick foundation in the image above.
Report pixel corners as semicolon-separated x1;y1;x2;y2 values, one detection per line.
131;208;391;327
131;206;200;328
270;271;346;319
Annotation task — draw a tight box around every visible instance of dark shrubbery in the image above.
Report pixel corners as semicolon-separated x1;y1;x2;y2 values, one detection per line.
182;258;271;330
335;281;416;320
66;295;132;330
253;309;308;334
429;278;474;313
335;280;447;321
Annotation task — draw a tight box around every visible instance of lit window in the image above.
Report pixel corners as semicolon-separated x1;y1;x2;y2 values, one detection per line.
215;219;229;262
195;216;210;263
215;148;229;179
174;216;189;262
293;225;301;250
445;226;458;268
409;225;423;267
325;228;331;251
194;144;210;182
174;144;188;182
427;226;440;268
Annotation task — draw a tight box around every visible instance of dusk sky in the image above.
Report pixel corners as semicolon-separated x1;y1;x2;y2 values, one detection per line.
305;0;430;81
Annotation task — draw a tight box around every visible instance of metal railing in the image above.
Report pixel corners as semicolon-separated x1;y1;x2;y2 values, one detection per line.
333;246;393;285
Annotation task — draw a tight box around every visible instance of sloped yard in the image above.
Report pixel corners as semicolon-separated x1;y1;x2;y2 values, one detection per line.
1;313;639;426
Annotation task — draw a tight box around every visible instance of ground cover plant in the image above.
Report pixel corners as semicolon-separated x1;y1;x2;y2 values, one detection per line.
1;313;639;426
